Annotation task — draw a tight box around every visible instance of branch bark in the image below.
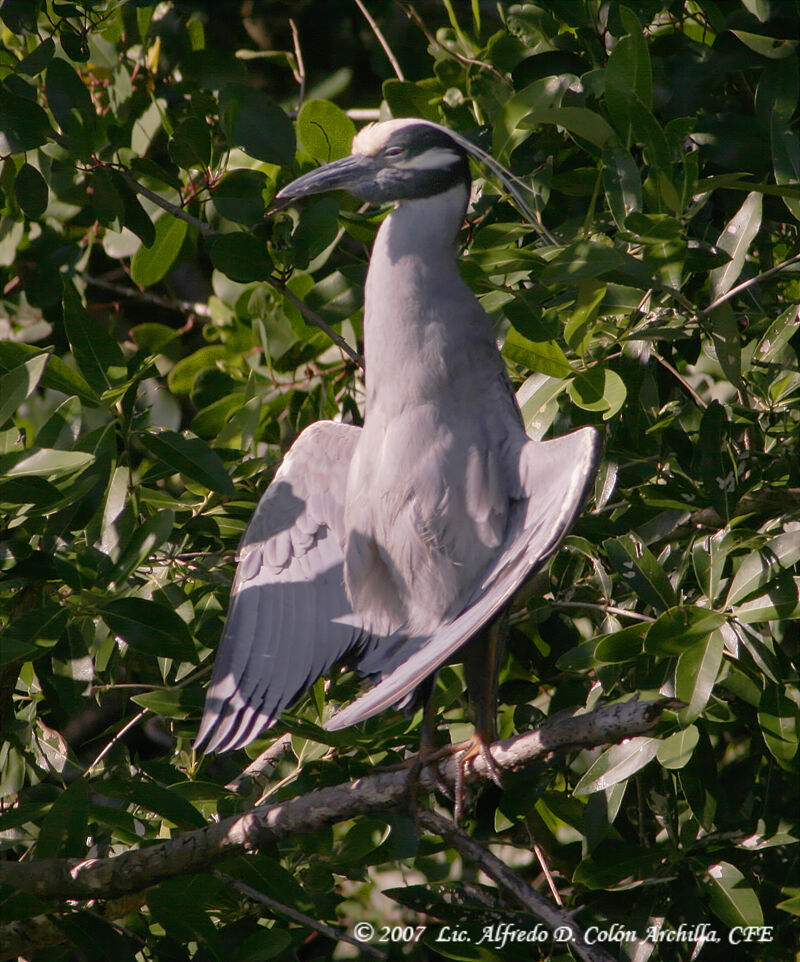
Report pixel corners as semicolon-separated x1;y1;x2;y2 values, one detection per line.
0;698;671;905
418;811;616;962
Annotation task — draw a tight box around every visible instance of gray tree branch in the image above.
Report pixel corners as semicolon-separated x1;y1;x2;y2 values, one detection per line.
418;810;616;962
0;699;672;907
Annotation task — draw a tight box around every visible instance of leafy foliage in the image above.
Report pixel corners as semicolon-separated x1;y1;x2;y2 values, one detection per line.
1;1;799;959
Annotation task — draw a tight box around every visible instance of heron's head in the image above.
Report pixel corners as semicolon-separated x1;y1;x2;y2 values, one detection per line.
275;119;470;206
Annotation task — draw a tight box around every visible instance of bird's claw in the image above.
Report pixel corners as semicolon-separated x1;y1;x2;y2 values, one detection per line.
452;733;503;822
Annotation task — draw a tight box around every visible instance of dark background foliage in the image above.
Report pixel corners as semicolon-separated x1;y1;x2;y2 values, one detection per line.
0;1;799;959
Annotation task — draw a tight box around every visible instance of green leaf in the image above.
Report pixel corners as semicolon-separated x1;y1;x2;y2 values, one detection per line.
692;528;732;604
755;303;800;364
657;725;699;770
62;283;127;394
731;575;800;624
771;120;800;222
758;683;799;762
110;171;156;247
130;322;181;357
147;876;226;950
709;191;762;300
88;166;123;225
111;509;175;585
0;88;54;152
540;240;652;286
102;598;196;664
573;840;664;890
518;106;615;148
130;213;188;287
709;301;742;385
503;327;572;377
593;623;648;663
574;736;660;794
138;428;235;495
777;889;800;916
700;861;764;929
567;366;626;419
729;30;796;59
2;605;69;664
131;687;202;719
220;83;295;165
602;140;642;227
645;607;726;655
605;11;652;141
605;534;676;610
14;163;48;218
168;116;211;170
17;37;55;76
675;630;725;723
297;99;356;162
182;48;247;89
0;343;98;404
0;476;63;510
382;79;439;121
0;352;48;426
166;345;228;396
0;447;94;480
679;726;717;830
292;198;340;265
44;57;96;157
37;777;89;859
100;779;206;829
726;530;800;607
208;231;272;282
213;169;268;226
564;280;605;353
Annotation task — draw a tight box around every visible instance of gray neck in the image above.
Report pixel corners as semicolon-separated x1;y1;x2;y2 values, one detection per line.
363;184;484;409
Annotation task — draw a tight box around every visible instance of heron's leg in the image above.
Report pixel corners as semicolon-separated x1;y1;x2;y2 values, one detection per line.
456;608;509;805
416;673;439;754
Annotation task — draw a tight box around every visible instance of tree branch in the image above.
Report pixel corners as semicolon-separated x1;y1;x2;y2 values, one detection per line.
699;250;800;316
266;276;364;369
354;0;405;80
0;699;672;903
215;871;387;960
120;171;211;235
418;811;616;962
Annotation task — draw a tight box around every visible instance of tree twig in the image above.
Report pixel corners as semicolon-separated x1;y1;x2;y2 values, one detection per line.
120;171;211;235
267;276;364;369
225;731;293;793
87;274;212;318
84;709;150;776
399;2;512;88
651;348;708;409
0;698;673;902
288;19;306;106
699;250;800;317
354;0;405;80
418;810;616;962
215;871;387;959
549;601;655;623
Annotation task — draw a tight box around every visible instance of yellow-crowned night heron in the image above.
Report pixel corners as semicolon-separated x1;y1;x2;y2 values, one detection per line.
196;119;599;754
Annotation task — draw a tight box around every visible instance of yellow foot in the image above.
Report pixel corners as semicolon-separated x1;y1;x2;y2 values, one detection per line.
450;732;503;823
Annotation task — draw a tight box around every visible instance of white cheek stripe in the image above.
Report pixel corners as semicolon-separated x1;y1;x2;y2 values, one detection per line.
394;148;462;170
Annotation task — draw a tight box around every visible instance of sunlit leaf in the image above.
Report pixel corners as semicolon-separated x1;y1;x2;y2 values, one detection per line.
574;737;660;794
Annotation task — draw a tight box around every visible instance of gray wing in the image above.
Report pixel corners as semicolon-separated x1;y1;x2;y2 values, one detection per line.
326;426;600;730
196;421;366;752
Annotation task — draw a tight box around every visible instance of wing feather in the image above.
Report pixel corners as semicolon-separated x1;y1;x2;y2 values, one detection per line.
326;426;600;730
196;421;369;752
